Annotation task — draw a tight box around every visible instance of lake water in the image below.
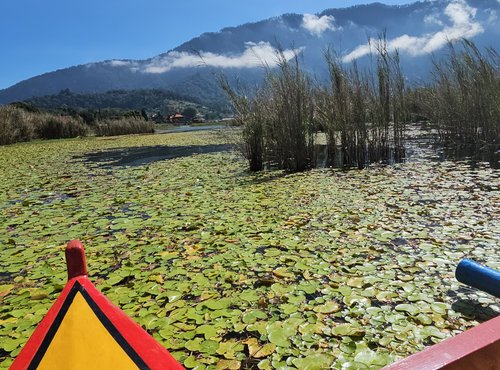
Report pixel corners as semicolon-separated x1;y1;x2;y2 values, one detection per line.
80;124;499;169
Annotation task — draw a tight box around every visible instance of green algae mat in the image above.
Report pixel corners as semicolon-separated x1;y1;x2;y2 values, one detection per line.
0;131;499;369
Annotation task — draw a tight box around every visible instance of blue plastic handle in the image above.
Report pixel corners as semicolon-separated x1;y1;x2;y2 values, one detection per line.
456;259;500;299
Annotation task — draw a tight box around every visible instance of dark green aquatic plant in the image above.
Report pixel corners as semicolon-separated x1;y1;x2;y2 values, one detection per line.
0;131;498;369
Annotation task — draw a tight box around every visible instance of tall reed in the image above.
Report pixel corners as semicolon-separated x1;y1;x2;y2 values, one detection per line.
221;51;315;171
264;52;315;171
0;105;34;145
316;40;408;169
219;77;265;171
418;40;500;146
33;114;88;139
94;117;154;137
0;105;88;145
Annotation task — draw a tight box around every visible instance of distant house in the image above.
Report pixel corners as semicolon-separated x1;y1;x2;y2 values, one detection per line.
170;113;184;124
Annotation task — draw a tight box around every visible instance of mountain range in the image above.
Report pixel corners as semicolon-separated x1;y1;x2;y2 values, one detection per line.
1;0;499;106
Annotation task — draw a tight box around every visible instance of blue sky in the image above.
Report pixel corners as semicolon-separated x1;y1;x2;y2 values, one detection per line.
0;0;415;89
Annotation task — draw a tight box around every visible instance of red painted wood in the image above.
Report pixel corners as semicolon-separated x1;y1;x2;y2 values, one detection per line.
65;239;88;279
384;315;500;370
10;277;78;370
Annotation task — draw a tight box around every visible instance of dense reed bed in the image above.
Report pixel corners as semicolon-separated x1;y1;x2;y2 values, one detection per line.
224;39;498;172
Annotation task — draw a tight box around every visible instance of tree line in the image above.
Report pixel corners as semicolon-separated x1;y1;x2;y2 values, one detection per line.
24;88;228;120
25;89;201;111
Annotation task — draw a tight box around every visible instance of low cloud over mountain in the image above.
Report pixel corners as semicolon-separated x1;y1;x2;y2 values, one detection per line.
1;0;498;105
343;0;486;62
141;42;301;74
302;14;341;36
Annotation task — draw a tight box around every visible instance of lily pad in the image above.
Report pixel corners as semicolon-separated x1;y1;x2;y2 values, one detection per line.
313;301;340;314
240;290;259;302
242;310;267;324
431;302;448;315
346;277;365;288
0;284;14;297
332;324;365;337
215;359;241;370
273;267;294;279
200;340;219;355
201;298;232;310
395;303;419;316
292;354;333;370
196;325;218;339
266;322;291;347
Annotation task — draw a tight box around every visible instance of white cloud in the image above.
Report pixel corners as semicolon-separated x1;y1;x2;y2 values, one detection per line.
343;0;484;63
108;60;134;67
424;13;444;26
485;9;498;23
141;42;302;74
302;14;340;36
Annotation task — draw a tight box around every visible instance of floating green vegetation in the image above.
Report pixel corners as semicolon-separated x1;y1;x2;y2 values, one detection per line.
0;131;499;369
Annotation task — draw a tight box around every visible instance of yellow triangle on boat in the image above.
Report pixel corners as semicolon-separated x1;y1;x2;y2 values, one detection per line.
37;290;138;370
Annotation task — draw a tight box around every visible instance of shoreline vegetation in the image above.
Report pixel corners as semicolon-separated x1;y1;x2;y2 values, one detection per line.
0;104;155;145
0;39;498;171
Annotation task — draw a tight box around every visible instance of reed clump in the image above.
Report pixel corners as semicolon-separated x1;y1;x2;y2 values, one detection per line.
0;105;88;145
0;104;154;145
33;114;88;139
221;51;315;171
418;40;500;146
224;40;409;171
263;52;315;171
315;43;408;169
94;117;154;137
219;78;265;171
0;105;34;145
